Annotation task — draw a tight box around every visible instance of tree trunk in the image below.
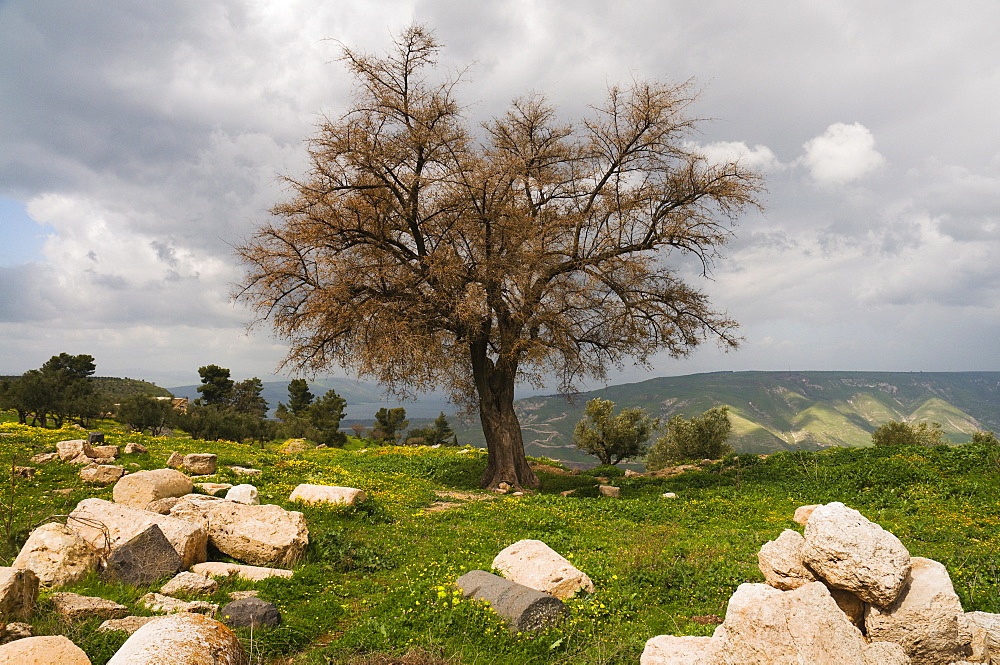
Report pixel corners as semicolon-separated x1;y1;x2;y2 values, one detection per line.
470;343;540;490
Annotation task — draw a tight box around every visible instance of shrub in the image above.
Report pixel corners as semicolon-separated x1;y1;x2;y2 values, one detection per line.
872;420;945;447
645;406;733;470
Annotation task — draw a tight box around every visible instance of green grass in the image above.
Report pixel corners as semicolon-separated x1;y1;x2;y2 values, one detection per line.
2;419;1000;663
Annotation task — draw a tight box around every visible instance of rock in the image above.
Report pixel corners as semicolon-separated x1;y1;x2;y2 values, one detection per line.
13;466;34;478
12;522;101;587
598;485;620;498
199;501;308;567
455;570;568;632
190;562;294;582
68;498;208;569
661;492;677;499
49;592;128;621
492;539;595;600
225;484;259;505
168;493;226;528
724;583;784;621
0;622;31;645
80;463;125;485
123;442;148;454
713;581;870;664
0;635;91;664
793;504;822;525
145;497;183;514
864;641;911;664
966;611;1000;664
195;482;232;496
182;453;217;475
288;483;367;506
106;613;247;665
90;445;119;458
865;556;972;665
112;468;194;509
29;452;58;464
228;590;260;600
802;501;911;607
0;568;38;621
757;529;818;590
640;635;718;664
140;592;218;616
220;597;281;628
829;586;867;628
57;439;95;461
166;452;184;468
103;524;183;585
228;466;261;477
160;571;219;596
87;432;104;444
97;616;159;634
281;439;308;453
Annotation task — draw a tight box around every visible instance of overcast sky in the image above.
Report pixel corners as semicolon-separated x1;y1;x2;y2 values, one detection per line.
2;0;999;390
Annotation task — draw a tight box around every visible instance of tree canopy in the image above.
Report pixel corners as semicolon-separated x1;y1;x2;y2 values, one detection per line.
573;398;658;465
237;25;762;488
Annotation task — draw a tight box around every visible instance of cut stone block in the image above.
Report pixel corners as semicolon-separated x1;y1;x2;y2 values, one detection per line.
103;523;183;585
455;570;567;632
190;561;294;582
112;468;193;509
492;539;594;600
12;522;101;588
49;592;128;621
289;483;367;506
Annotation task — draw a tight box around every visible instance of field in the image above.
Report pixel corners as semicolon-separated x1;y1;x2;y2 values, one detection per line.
1;418;1000;664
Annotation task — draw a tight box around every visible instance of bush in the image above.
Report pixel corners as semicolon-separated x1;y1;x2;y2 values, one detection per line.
645;406;733;470
872;420;945;447
573;398;658;465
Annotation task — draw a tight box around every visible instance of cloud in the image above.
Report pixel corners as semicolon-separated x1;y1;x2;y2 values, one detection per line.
801;122;885;185
695;141;783;172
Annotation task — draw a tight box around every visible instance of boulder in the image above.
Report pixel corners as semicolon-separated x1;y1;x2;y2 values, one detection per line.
492;539;595;600
190;562;294;582
182;453;217;475
864;641;911;664
865;556;972;664
68;498;208;569
228;466;261;477
0;567;38;621
200;501;308;567
123;442;148;454
640;635;718;664
220;597;281;628
97;616;159;635
288;484;366;506
160;571;219;596
802;502;911;607
712;581;871;664
112;468;193;509
29;452;59;464
80;463;125;485
598;485;620;498
145;497;183;514
103;524;183;585
966;611;1000;664
0;635;91;664
757;529;818;590
195;482;232;496
724;582;783;621
225;484;259;505
57;439;95;461
140;592;218;616
12;522;101;588
455;570;568;632
0;622;31;645
168;493;226;528
49;592;128;621
107;613;248;665
166;452;184;468
87;432;104;444
90;445;119;459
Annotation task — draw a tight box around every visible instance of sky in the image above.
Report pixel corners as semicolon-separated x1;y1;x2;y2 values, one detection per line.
2;0;1000;390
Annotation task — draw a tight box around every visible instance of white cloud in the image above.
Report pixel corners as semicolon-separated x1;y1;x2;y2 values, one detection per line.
695;141;783;172
801;122;885;185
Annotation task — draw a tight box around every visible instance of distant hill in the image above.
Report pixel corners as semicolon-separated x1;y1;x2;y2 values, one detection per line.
451;371;1000;466
92;377;173;401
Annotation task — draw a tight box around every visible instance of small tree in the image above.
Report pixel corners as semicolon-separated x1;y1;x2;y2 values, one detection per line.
573;398;658;465
116;394;175;436
407;412;457;446
286;378;314;416
646;406;733;469
373;407;408;443
872;420;945;447
310;389;348;446
230;377;268;418
195;365;234;406
350;423;367;438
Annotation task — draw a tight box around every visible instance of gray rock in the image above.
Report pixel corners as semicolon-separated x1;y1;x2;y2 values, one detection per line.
103;524;182;585
220;597;282;628
455;570;567;631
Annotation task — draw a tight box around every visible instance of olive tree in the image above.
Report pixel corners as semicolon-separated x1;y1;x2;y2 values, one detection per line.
573;398;658;465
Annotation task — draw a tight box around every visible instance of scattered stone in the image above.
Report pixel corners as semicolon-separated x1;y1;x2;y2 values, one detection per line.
80;463;125;485
57;439;95;461
0;567;38;621
559;490;576;497
123;442;148;454
225;484;259;505
68;498;208;569
160;571;219;596
166;452;184;468
864;641;911;664
112;468;193;509
190;562;294;581
641;635;717;665
624;469;641;477
228;466;261;477
13;466;34;478
140;592;218;616
281;439;308;453
12;522;101;588
492;539;595;600
793;503;821;525
0;622;31;645
97;616;159;635
966;611;1000;664
0;635;91;664
145;497;183;514
103;524;183;585
865;556;972;664
195;482;232;496
289;483;367;506
106;612;247;665
661;492;677;499
90;445;119;458
757;529;818;591
802;501;911;607
198;501;308;567
228;590;260;600
496;482;511;494
724;582;783;621
598;485;620;498
29;452;58;464
49;592;128;621
181;453;217;475
87;432;104;444
167;493;226;528
220;597;281;628
455;570;568;632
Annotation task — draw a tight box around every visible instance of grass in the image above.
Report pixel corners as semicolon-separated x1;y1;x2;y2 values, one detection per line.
1;418;1000;663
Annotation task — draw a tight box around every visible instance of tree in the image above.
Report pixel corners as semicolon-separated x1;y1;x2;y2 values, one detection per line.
230;377;268;418
872;420;945;447
236;25;761;488
645;406;733;469
310;389;348;446
573;398;658;465
2;353;98;427
407;412;458;446
286;379;314;416
372;407;408;443
195;365;234;406
116;394;175;435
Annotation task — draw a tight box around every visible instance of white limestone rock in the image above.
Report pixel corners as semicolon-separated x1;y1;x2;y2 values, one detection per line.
757;529;818;591
190;562;294;582
965;611;1000;665
0;567;38;621
793;504;821;525
492;539;595;600
289;483;367;506
12;522;101;588
106;613;247;665
0;635;91;664
140;592;218;616
112;468;193;509
160;571;219;596
225;484;259;505
182;453;217;475
640;635;718;665
80;463;125;485
56;439;95;461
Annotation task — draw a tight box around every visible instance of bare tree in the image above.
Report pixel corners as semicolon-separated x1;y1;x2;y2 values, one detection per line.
236;25;762;489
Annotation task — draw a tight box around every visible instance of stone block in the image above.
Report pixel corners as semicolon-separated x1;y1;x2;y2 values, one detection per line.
12;522;101;587
103;523;183;585
289;483;366;506
455;570;567;631
112;468;193;509
0;567;38;621
220;597;281;628
492;539;594;600
0;635;91;665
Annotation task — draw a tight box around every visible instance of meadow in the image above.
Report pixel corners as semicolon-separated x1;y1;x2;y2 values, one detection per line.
1;418;999;664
